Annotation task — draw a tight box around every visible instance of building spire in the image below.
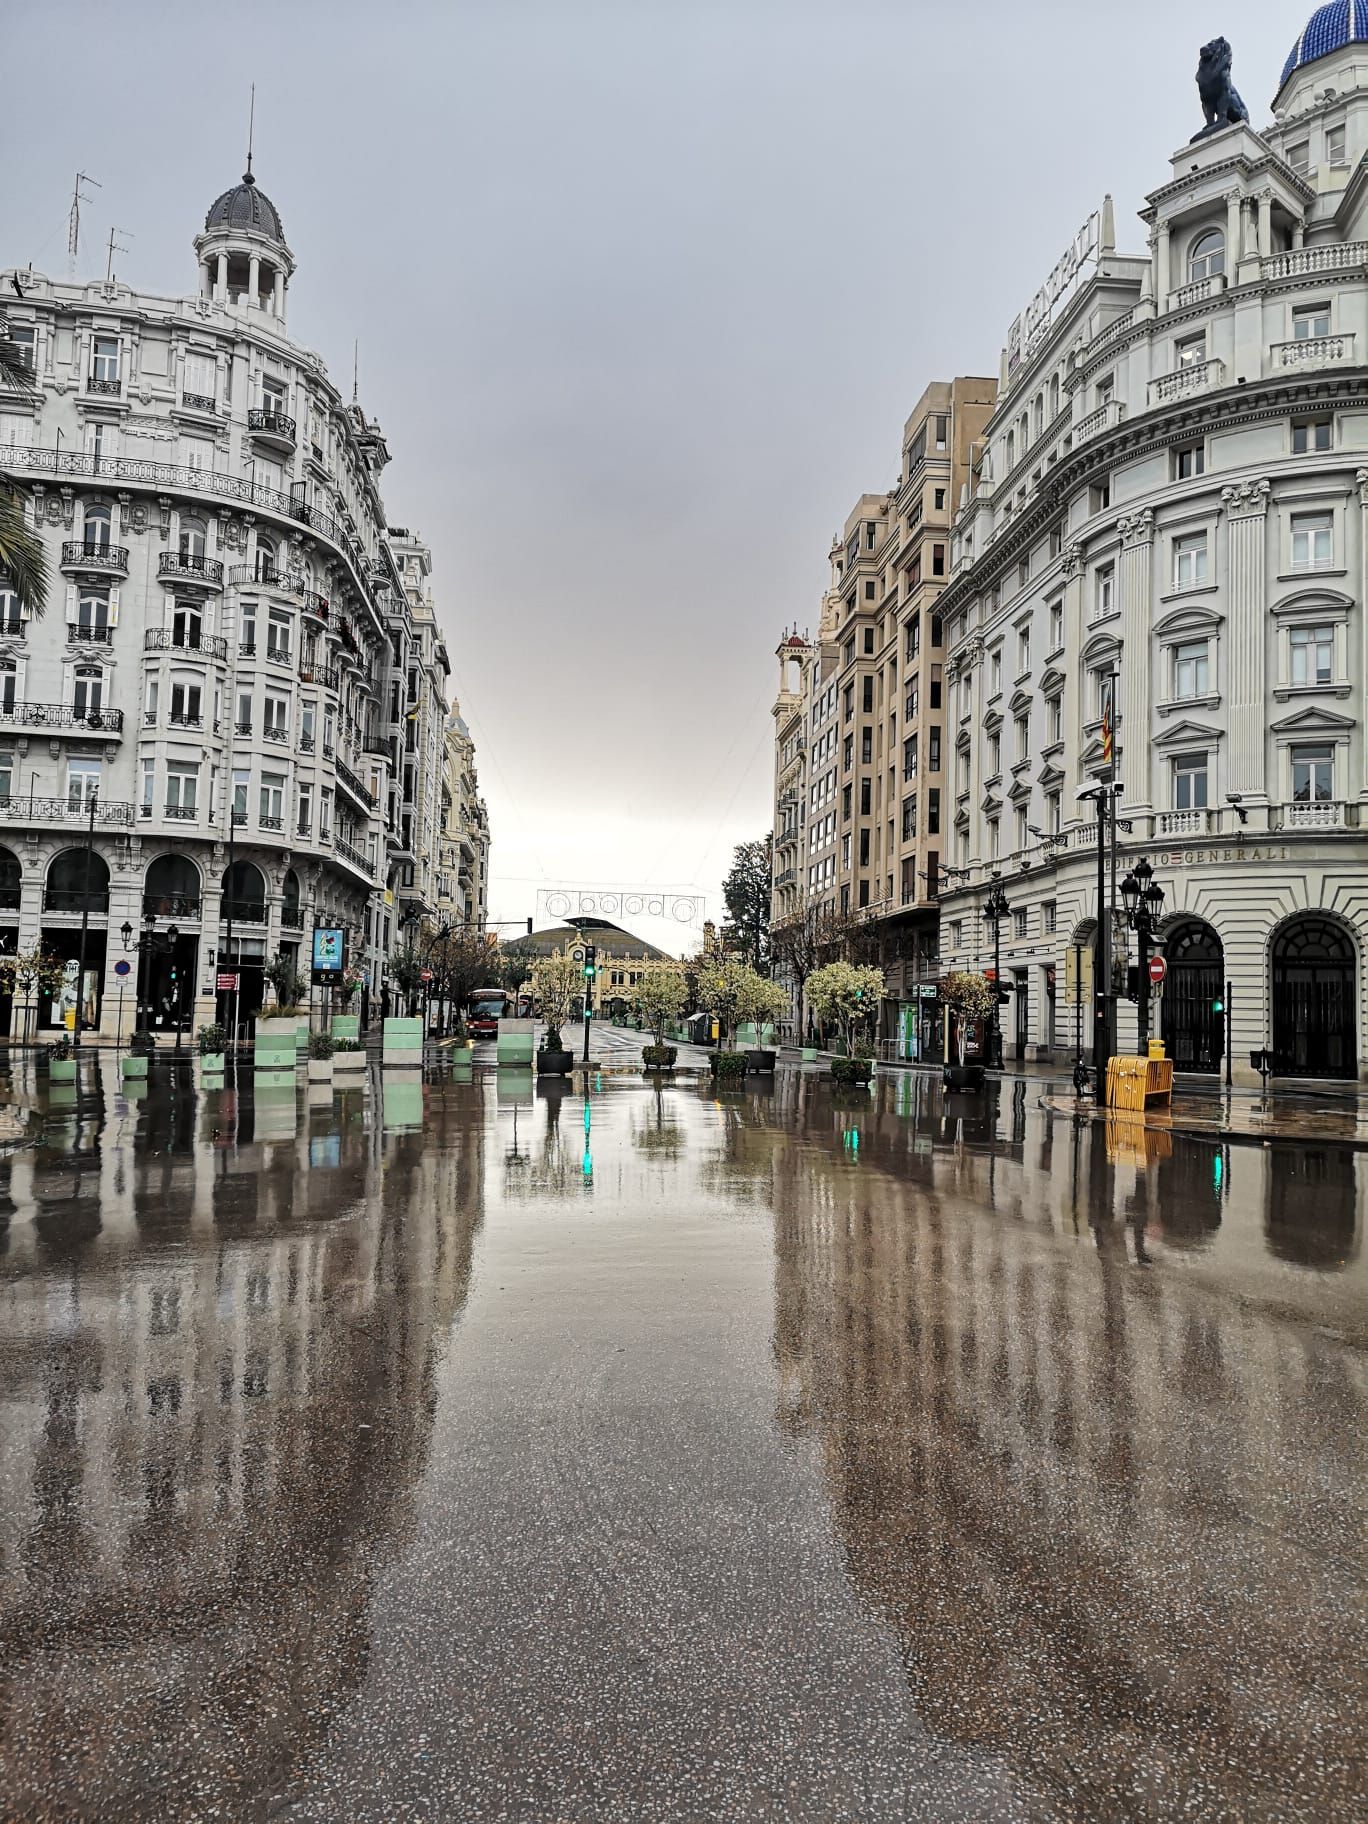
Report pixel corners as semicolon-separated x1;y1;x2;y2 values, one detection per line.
245;82;256;184
353;339;359;405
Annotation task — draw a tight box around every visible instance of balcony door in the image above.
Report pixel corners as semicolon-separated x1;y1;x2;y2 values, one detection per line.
172;603;203;649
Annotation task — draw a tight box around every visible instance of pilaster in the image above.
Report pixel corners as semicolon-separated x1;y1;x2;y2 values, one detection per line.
1117;510;1154;810
1222;478;1271;806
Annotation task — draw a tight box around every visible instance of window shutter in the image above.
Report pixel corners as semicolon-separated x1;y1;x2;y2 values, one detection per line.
65;584;77;624
109;587;120;626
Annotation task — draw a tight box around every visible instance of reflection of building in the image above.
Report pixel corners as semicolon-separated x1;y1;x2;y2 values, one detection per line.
0;1063;487;1815
935;18;1368;1081
0;157;485;1034
757;1080;1362;1818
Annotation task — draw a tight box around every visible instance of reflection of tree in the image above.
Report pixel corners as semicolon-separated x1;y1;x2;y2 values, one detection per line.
763;1088;1362;1820
0;1079;487;1817
631;1087;685;1163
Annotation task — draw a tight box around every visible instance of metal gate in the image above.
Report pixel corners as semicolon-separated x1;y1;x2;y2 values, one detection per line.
1161;921;1223;1073
1272;917;1356;1079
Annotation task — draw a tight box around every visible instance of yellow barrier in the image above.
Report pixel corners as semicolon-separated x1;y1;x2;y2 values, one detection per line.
1106;1052;1174;1110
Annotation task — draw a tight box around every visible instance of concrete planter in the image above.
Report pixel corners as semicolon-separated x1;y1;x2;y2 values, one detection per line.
746;1049;777;1074
942;1063;985;1092
121;1054;149;1080
830;1057;874;1086
332;1013;361;1042
198;1053;226;1076
333;1050;366;1075
536;1047;574;1076
48;1059;77;1083
306;1059;334;1084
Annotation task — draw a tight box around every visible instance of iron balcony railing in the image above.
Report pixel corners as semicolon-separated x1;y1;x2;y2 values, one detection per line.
142;893;202;919
281;906;304;929
298;661;340;691
0;795;134;826
182;392;216;413
0;701;123;734
143;628;229;659
61;541;129;576
87;374;121;395
247;407;297;443
333;755;377;809
221;897;266;923
44;887;111;912
67;624;114;645
334;834;373;874
158;551;224;587
0;446;378;615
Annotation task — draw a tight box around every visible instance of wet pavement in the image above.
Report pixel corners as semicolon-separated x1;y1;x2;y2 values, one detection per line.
0;1053;1363;1823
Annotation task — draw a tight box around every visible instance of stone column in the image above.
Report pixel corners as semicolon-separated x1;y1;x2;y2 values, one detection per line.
1117;510;1155;812
1156;224;1171;305
1257;191;1273;259
1226;191;1242;268
1222;479;1272;812
273;271;285;319
199;259;212;298
215;253;227;301
248;255;261;308
1358;471;1368;805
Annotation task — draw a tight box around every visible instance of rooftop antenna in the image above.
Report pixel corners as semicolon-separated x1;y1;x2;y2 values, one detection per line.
105;225;132;285
246;81;256;180
352;339;359;405
68;171;101;277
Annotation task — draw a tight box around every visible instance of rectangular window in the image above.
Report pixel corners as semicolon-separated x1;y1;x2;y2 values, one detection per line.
1015;714;1029;761
842;782;852;820
1291;742;1334;802
1046;790;1061;834
267;609;291;661
927;787;940;835
169;680;202;726
236;689;252;735
1175;333;1205;369
6;325;35;372
1043;900;1057;935
1292;416;1332;454
906;616;920;661
298;782;313;835
842;734;853;770
1173;639;1210;699
1293;302;1330;339
859;777;871;815
1049;602;1063;649
1291;511;1333;571
988;819;1000;860
1326;124;1346;164
141;756;155;814
1049;696;1062;743
903;734;917;779
928;728;940;771
1014;807;1028;851
905;685;919;720
932;544;945;577
990;650;1002;694
320;787;333;836
858;830;870;866
1173;752;1209;810
166;763;198;816
1013;907;1027;939
1173;532;1208;590
90;334;120;384
861;676;873;713
1174;441;1205;479
232;768;250;824
901;796;916;840
67;756;100;810
264;694;289;740
1094;564;1115;618
259;772;285;827
1290;623;1335;686
1018;626;1030;673
860;729;872;764
988;731;1001;776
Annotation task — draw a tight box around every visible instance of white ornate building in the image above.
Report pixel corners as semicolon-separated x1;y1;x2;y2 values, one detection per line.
0;161;487;1037
934;9;1368;1083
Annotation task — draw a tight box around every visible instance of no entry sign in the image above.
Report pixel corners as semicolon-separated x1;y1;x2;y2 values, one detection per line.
420;968;434;983
1148;954;1167;986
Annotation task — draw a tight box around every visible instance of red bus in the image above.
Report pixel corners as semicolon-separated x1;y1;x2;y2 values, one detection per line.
467;986;508;1038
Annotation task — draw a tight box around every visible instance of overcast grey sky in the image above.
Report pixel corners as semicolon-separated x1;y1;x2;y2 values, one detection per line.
9;1;1301;953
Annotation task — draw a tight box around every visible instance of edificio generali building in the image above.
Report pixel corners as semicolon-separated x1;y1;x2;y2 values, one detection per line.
0;158;487;1037
913;9;1368;1084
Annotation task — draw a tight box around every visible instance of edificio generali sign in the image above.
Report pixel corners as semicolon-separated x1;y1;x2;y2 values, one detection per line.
1006;201;1108;376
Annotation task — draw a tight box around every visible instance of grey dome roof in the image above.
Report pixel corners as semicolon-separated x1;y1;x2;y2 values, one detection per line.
204;171;286;245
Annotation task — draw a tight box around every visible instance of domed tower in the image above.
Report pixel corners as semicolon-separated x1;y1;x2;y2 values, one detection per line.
193;159;295;324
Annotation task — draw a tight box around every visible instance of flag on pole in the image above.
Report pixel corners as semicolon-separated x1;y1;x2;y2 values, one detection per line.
1100;678;1114;767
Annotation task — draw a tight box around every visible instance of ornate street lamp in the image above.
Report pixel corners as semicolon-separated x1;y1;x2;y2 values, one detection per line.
980;876;1011;1070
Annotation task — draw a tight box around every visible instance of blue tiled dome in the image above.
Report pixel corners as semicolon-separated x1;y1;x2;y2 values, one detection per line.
1281;2;1368;87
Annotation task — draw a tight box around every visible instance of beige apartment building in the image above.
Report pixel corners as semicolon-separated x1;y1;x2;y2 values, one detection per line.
771;379;993;1054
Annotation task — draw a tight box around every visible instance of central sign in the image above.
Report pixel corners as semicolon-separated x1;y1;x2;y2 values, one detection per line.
1006;201;1107;375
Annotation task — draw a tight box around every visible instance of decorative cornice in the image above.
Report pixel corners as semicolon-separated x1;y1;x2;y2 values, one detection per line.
1221;477;1272;517
1118;508;1156;547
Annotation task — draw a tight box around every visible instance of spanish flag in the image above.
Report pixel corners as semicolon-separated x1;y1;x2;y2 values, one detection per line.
1100;680;1114;767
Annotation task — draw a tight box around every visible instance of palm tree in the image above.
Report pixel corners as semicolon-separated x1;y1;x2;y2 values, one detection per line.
0;330;48;616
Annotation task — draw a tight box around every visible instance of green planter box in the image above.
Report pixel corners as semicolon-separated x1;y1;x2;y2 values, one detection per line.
382;1017;423;1067
496;1018;536;1066
332;1014;361;1042
121;1054;149;1080
199;1053;226;1075
48;1059;77;1083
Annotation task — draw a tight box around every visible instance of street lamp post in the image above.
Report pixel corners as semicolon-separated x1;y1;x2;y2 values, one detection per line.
980;877;1010;1070
1120;856;1166;1055
1079;780;1121;1101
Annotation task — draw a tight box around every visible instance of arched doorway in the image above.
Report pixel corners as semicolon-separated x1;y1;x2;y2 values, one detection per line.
219;861;268;1029
141;856;203;1035
144;853;202;920
1272;916;1357;1079
1161;920;1224;1073
0;844;19;1038
41;849;111;1030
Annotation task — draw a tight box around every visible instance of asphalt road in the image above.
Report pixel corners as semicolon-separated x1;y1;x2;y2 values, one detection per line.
0;1056;1362;1822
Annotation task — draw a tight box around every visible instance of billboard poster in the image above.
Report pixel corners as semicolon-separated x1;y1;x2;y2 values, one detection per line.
312;927;346;976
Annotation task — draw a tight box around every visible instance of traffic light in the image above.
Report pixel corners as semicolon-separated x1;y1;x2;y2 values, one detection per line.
1211;993;1225;1014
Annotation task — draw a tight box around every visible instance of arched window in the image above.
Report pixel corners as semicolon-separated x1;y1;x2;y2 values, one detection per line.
47;847;110;913
1033;395;1044;439
73;664;103;716
0;658;15;712
1188;229;1225;282
0;844;19;909
0;584;18;636
254;534;276;582
1005;430;1015;470
1050;375;1060;419
221;859;267;923
179;515;207;561
77;590;109;637
82;502;112;554
145;853;202;919
281;868;302;928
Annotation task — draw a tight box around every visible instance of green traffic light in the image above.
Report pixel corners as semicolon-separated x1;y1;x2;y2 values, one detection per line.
1212;997;1224;1013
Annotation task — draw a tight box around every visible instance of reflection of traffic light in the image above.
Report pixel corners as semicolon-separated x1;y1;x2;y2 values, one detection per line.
1212;1149;1224;1194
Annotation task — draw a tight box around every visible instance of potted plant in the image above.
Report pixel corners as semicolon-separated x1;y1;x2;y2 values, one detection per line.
307;1029;335;1082
696;957;774;1081
939;971;994;1091
634;965;687;1072
531;947;579;1075
122;1027;155;1079
736;974;789;1074
197;1022;227;1074
333;1035;366;1074
333;963;364;1041
806;961;885;1085
46;1033;77;1082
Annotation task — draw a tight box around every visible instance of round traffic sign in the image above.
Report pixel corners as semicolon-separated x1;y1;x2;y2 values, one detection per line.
420;968;433;983
1148;954;1167;985
114;959;131;977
